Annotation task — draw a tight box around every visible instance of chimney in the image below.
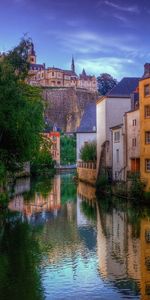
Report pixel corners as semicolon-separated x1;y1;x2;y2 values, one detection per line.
143;63;150;78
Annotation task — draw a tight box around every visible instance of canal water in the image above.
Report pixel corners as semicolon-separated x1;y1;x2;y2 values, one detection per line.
0;173;150;299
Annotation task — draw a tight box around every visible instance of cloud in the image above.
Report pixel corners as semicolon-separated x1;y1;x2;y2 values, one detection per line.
76;57;135;79
102;0;140;13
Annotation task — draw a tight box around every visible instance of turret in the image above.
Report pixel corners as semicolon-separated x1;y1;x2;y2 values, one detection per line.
28;42;36;64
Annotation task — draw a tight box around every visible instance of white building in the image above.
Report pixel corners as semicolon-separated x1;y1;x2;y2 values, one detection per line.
76;103;96;161
96;77;140;178
111;124;124;181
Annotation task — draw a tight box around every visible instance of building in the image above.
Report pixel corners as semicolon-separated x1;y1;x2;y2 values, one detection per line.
76;103;96;161
28;44;97;92
125;108;140;179
111;124;124;181
43;130;60;165
96;77;140;178
139;64;150;191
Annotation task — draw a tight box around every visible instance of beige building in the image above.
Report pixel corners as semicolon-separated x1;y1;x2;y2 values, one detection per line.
28;43;97;92
124;109;140;178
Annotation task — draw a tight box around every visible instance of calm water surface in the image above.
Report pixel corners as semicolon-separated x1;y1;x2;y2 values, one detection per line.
1;173;150;299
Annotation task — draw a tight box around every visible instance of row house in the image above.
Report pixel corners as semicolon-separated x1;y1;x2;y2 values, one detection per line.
97;63;150;192
96;77;139;179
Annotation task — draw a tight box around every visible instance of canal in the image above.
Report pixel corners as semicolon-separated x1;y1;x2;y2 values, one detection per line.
0;173;150;299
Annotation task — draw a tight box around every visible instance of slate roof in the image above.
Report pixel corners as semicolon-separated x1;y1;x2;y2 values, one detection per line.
64;70;78;77
107;77;140;97
30;63;45;70
77;103;96;133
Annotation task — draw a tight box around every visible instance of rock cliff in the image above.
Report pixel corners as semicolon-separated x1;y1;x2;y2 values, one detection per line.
42;87;98;132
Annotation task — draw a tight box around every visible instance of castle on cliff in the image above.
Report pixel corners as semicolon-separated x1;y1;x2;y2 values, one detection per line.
28;43;97;92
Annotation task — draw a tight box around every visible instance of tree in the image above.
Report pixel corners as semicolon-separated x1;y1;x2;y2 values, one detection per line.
0;38;44;175
80;141;96;162
97;73;117;96
60;134;76;165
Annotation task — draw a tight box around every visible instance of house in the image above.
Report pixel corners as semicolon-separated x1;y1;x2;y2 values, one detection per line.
124;108;140;179
76;103;96;161
139;63;150;191
43;130;60;166
110;124;124;181
96;77;140;178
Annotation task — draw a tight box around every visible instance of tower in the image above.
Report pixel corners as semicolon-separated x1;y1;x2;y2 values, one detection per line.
28;42;36;64
71;56;75;73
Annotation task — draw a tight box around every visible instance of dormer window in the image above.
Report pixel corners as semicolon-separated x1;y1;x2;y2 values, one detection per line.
144;84;150;97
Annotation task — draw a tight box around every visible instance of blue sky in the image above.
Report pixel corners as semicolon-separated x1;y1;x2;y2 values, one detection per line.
0;0;150;79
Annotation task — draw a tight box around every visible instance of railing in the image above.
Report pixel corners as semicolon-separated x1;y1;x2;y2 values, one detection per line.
77;161;96;170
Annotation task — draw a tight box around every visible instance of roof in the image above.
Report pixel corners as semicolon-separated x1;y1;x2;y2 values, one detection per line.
77;103;96;133
107;77;140;97
30;63;45;70
64;70;78;77
110;124;123;130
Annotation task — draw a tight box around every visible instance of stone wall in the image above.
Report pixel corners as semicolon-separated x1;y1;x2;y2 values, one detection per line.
77;166;96;186
42;87;98;132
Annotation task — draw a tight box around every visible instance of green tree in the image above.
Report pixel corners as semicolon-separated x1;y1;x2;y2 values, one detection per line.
97;73;117;95
60;134;76;165
80;141;96;162
0;38;44;174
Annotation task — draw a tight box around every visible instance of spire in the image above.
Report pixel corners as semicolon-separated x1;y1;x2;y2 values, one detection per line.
71;56;75;73
82;68;86;76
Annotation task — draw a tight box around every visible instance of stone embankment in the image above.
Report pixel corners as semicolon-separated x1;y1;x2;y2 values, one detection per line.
77;161;96;186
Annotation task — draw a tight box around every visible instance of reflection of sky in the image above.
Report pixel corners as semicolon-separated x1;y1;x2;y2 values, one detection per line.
42;245;139;300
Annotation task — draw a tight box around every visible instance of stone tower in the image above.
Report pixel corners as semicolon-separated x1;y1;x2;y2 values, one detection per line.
71;56;75;73
28;42;36;64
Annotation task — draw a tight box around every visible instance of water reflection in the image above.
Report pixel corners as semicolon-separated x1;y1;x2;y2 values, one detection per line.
1;175;150;299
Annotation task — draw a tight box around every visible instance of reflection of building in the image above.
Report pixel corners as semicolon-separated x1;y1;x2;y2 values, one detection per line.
140;218;150;300
9;175;61;218
28;43;97;92
96;204;141;292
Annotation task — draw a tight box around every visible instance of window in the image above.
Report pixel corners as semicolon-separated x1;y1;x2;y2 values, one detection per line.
145;230;150;242
116;149;119;163
52;72;54;76
132;138;136;147
145;159;150;172
133;119;136;126
114;131;120;142
144;84;150;97
145;105;150;118
145;132;150;144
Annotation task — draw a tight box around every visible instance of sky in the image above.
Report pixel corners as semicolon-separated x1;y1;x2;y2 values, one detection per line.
0;0;150;79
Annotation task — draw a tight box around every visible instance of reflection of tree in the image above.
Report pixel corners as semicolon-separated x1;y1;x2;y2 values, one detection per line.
80;201;96;221
0;212;44;300
61;174;76;204
24;176;53;201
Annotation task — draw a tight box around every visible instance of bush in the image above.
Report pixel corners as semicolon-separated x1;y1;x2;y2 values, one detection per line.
129;175;145;201
80;141;96;162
